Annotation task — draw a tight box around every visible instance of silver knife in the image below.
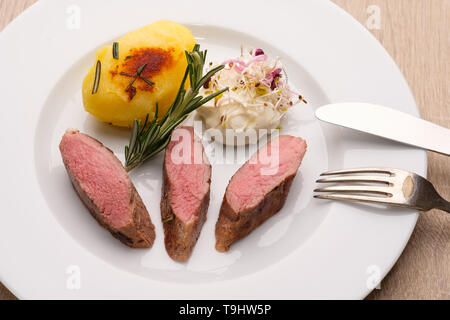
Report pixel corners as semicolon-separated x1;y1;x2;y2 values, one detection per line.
315;103;450;156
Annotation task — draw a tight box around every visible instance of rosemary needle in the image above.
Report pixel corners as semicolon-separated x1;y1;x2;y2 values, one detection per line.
112;42;119;59
162;215;174;223
120;72;135;77
92;60;101;94
140;77;155;87
137;64;147;75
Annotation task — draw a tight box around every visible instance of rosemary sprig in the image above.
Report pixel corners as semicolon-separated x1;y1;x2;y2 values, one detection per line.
124;44;228;172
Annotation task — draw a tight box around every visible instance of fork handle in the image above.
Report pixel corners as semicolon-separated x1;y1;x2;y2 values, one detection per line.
436;198;450;213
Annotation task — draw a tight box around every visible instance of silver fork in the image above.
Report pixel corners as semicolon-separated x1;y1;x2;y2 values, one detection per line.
314;167;450;213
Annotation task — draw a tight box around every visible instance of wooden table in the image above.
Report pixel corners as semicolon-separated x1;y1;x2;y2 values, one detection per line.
0;0;448;300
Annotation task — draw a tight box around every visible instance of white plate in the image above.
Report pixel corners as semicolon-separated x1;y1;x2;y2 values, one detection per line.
0;0;425;299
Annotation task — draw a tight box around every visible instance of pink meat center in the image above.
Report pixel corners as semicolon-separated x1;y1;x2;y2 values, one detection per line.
60;131;131;228
226;136;307;213
165;127;210;223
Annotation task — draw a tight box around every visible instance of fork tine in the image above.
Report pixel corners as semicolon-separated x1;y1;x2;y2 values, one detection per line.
314;185;392;195
316;175;393;184
314;193;400;205
320;168;393;176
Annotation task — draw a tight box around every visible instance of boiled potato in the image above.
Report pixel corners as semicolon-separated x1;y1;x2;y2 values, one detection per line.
82;20;195;127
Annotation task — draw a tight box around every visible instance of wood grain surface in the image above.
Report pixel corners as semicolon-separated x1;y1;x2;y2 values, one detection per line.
0;0;448;300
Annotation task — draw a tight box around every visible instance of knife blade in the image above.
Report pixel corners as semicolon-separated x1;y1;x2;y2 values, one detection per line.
315;103;450;156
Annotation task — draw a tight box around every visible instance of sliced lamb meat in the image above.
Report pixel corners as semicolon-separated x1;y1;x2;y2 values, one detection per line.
215;135;307;252
59;129;155;248
161;126;211;261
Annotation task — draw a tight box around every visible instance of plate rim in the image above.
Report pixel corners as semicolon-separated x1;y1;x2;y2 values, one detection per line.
0;0;426;299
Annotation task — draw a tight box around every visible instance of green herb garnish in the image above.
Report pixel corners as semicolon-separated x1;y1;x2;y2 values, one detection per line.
119;72;135;77
137;64;147;75
123;63;155;94
124;44;228;171
162;215;174;224
113;42;119;59
91;60;101;94
140;76;155;87
125;63;147;92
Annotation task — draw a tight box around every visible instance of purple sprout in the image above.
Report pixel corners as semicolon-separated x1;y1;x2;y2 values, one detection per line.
270;68;282;90
254;48;265;56
203;76;212;89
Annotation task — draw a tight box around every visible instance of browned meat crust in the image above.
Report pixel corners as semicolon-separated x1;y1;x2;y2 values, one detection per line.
215;174;296;252
61;141;155;249
160;162;211;261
